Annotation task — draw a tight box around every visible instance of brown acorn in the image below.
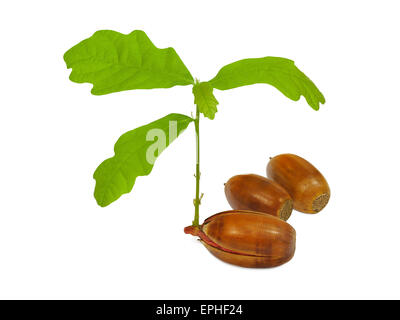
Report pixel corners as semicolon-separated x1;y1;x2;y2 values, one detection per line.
224;174;293;221
267;154;330;213
184;210;296;268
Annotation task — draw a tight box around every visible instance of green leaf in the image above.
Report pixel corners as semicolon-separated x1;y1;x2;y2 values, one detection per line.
209;57;325;110
64;30;194;95
192;81;219;120
94;113;193;207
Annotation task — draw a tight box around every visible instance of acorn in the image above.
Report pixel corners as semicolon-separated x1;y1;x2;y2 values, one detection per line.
184;210;296;268
267;154;330;213
224;174;293;221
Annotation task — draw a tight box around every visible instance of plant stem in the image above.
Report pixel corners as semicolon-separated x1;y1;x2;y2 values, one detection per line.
193;103;201;226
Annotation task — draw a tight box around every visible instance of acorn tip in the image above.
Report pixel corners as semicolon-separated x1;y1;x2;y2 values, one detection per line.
184;225;201;236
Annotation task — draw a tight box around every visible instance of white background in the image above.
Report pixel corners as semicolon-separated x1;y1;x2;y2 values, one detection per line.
1;0;399;299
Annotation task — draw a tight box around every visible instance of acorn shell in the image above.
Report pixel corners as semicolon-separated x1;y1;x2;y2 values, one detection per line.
225;174;293;221
186;210;296;268
267;154;330;213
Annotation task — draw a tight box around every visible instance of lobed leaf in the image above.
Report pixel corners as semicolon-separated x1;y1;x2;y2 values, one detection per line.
64;30;194;95
93;113;193;207
192;81;219;120
209;57;325;110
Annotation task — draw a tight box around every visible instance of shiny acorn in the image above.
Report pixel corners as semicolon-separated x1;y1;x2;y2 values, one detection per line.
267;154;330;213
225;174;293;221
184;210;296;268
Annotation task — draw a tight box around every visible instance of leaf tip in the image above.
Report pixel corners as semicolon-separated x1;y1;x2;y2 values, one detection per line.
90;88;101;95
129;29;146;37
312;93;326;111
90;86;108;96
94;186;113;208
63;50;72;69
96;200;108;208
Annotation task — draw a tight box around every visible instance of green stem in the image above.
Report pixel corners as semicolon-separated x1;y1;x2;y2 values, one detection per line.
193;103;201;226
